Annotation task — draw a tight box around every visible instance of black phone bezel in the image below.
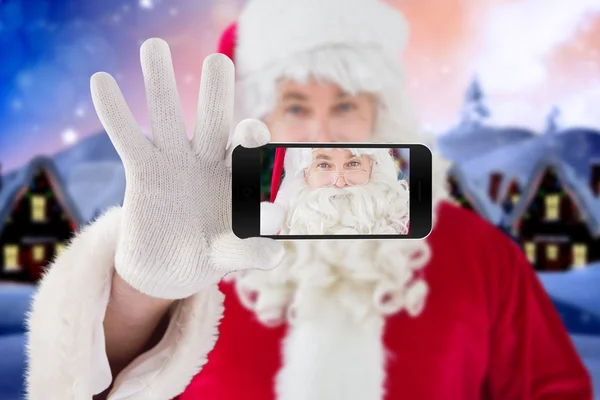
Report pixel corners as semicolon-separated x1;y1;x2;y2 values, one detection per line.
232;143;432;240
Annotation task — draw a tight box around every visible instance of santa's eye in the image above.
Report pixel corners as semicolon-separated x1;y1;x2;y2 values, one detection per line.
316;162;330;169
347;160;361;168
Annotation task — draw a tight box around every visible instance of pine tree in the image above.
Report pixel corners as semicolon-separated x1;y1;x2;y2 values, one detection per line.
545;106;561;135
460;77;490;129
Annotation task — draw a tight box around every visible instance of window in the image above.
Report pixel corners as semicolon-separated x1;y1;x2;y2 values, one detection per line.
572;244;587;267
524;242;536;263
546;244;558;261
33;245;45;262
3;245;20;272
55;243;65;257
511;194;520;204
31;195;47;222
544;195;560;221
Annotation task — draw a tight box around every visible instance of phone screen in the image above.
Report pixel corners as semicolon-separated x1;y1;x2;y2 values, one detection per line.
232;144;432;240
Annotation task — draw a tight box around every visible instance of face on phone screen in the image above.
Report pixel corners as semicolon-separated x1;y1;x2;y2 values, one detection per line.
233;144;432;239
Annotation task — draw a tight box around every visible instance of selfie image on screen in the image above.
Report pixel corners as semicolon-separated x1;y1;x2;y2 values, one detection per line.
260;147;410;236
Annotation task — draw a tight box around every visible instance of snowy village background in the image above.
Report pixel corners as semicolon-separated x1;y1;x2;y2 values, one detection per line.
0;0;599;398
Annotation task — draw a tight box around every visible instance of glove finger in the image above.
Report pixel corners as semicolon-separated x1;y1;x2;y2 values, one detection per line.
225;119;271;168
140;38;188;151
260;201;286;235
210;232;284;272
90;72;154;160
191;53;235;161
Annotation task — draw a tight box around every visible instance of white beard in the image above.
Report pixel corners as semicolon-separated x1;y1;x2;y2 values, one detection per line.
283;178;410;235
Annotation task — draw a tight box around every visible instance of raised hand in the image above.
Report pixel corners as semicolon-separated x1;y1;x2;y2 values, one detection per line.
90;38;283;299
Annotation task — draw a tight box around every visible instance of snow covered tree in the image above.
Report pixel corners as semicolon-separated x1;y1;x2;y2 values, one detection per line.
545;106;561;135
459;77;490;129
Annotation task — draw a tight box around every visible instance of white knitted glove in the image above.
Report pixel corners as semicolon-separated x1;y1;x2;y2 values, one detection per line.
90;38;284;299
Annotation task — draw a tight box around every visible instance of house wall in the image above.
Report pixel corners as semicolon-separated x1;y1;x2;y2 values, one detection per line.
0;168;76;283
515;168;600;271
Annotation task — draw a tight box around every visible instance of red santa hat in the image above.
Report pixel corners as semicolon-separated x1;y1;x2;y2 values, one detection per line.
217;0;414;202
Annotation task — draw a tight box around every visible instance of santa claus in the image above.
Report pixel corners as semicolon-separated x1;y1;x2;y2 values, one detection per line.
26;0;591;399
275;147;410;235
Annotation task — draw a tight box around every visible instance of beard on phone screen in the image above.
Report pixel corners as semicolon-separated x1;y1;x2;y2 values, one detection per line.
282;175;410;236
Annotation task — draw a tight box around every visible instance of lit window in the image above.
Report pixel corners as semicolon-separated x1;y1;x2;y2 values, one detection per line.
33;245;45;262
3;245;20;272
511;194;520;204
545;195;560;221
31;195;47;222
524;242;536;263
546;244;558;261
55;243;65;257
572;244;587;267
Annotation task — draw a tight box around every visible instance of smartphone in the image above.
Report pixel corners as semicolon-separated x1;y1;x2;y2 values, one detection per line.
232;143;432;240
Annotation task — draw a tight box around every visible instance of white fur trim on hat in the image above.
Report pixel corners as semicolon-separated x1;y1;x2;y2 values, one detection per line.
292;148;392;175
283;147;399;183
234;0;417;140
236;0;408;78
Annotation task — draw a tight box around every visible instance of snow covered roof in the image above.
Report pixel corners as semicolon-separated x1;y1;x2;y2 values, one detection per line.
0;133;126;226
0;156;84;229
507;154;600;237
497;175;523;201
66;161;125;222
447;163;506;225
437;125;536;163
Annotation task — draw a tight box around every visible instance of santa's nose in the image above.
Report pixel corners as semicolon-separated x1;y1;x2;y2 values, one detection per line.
333;175;348;188
308;120;334;142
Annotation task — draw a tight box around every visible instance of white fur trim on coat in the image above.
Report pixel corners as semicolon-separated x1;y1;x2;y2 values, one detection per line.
25;207;224;400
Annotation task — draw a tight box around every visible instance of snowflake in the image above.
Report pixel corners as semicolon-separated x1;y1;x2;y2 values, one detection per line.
139;0;154;10
62;129;78;145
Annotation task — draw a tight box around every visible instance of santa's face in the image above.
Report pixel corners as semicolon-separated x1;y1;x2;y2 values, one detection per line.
262;80;377;142
305;148;373;188
283;151;409;236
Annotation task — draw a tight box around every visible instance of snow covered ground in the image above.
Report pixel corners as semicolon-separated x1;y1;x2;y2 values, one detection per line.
571;334;600;398
539;262;600;397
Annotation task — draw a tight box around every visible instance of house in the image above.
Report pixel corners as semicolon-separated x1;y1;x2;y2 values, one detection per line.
0;156;83;283
446;164;506;226
499;177;522;215
507;155;600;272
590;159;600;197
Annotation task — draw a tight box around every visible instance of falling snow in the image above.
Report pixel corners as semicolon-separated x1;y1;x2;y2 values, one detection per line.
62;128;78;145
139;0;154;10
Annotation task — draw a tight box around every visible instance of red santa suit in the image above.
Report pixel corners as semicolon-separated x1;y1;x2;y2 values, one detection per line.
179;203;591;400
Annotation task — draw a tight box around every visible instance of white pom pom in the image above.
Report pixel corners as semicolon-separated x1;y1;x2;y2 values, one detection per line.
260;201;286;235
